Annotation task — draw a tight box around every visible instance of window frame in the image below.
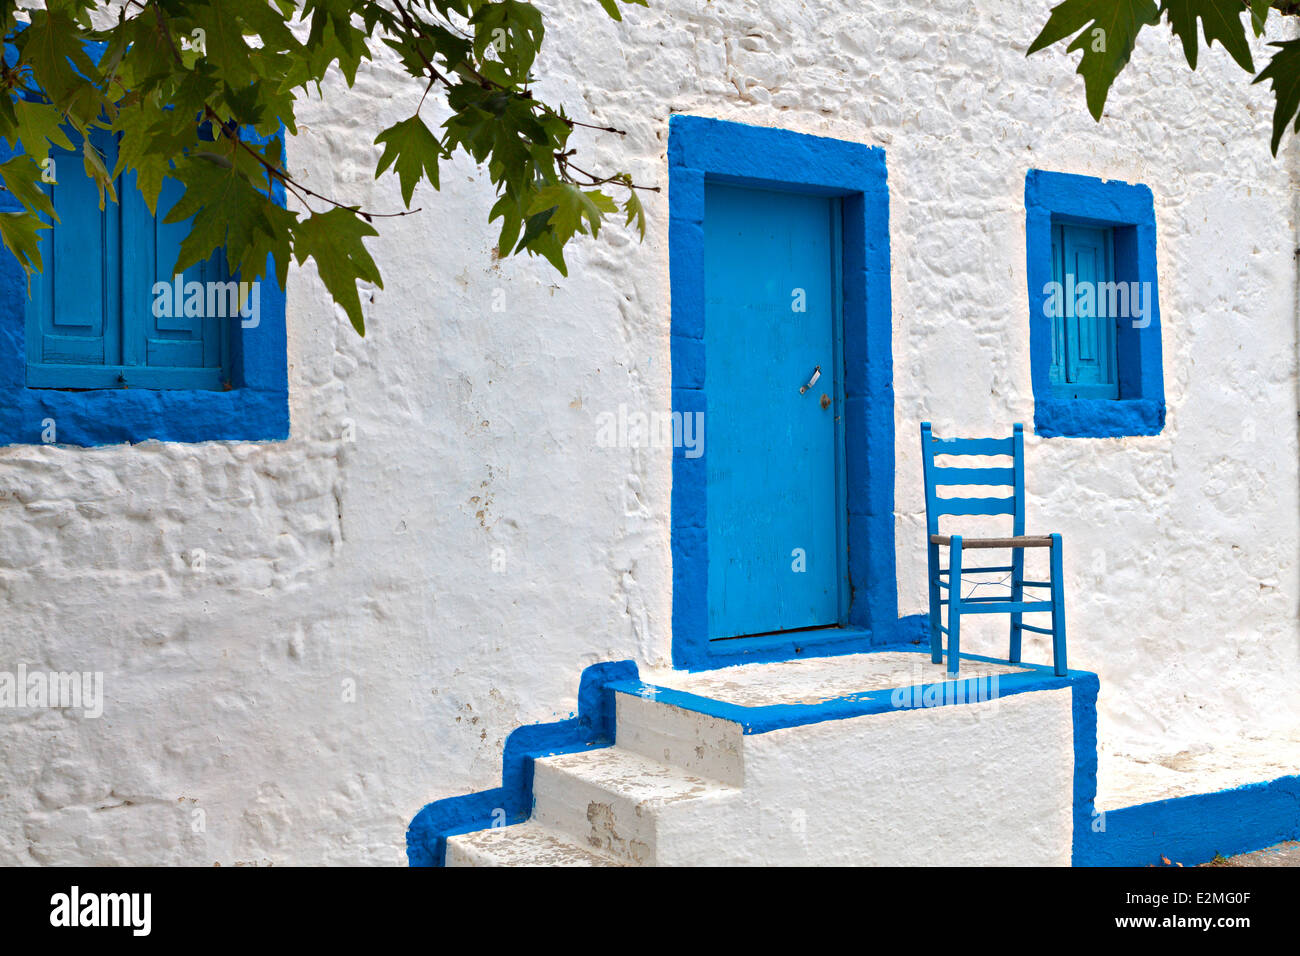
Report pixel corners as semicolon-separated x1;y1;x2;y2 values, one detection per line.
0;127;289;446
1025;169;1166;439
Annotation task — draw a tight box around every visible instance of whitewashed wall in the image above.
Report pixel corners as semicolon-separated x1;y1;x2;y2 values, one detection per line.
0;0;1296;864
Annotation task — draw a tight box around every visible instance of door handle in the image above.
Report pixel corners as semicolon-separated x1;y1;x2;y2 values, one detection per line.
799;365;821;394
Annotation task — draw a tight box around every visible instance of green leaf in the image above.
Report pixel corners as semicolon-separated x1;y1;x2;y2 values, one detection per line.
293;208;383;335
8;99;75;159
527;182;610;244
623;188;645;241
19;7;103;107
165;155;276;277
470;1;544;78
596;0;648;21
1250;0;1271;36
0;156;55;220
112;108;186;215
1027;0;1161;120
489;193;524;255
0;210;48;279
1162;0;1255;72
374;115;444;207
80;138;117;209
1253;39;1300;155
189;0;256;87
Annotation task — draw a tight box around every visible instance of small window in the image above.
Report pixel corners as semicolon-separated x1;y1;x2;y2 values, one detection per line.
1049;223;1118;400
1024;170;1166;438
25;128;232;391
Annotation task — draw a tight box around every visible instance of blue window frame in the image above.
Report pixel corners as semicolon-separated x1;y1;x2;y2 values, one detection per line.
0;124;289;446
1025;169;1165;438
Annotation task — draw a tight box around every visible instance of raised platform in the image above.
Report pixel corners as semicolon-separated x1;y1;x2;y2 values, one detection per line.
410;650;1300;867
435;650;1088;866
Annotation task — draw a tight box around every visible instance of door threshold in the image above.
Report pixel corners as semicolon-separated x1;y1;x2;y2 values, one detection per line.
710;623;845;643
693;625;874;670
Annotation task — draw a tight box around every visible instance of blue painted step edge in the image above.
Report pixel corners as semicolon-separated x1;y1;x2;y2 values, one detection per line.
405;659;639;867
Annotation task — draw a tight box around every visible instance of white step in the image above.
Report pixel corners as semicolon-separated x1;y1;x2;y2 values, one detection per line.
531;746;741;864
445;821;625;867
614;689;745;786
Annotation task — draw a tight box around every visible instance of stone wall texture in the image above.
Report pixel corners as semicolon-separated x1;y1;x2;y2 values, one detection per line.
1;0;1297;863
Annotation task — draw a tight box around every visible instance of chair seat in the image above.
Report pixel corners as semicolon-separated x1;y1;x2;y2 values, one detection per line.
929;534;1053;549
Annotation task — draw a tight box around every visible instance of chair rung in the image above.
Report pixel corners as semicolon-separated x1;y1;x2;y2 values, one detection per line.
938;566;1014;575
1022;580;1052;588
931;466;1015;486
1013;622;1055;635
929;435;1015;456
958;601;1053;615
932;497;1016;518
937;579;949;590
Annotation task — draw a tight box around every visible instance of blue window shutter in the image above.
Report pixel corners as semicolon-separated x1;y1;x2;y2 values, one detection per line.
120;172;228;388
25;129;121;384
1052;223;1119;400
27;128;230;390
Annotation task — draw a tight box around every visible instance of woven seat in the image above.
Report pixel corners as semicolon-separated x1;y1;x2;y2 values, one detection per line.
928;535;1053;549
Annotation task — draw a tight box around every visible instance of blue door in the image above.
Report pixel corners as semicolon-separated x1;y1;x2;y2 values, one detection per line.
704;183;846;640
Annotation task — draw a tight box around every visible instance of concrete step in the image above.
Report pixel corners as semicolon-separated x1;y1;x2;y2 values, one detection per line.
614;688;745;786
445;821;626;867
532;745;740;865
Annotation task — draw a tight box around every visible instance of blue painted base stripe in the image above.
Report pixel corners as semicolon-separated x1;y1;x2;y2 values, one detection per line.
1076;774;1300;867
405;659;637;867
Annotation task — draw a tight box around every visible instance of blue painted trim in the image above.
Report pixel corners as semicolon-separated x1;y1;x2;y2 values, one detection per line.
1065;667;1300;866
609;649;1091;735
405;659;638;867
0;93;289;446
669;115;897;670
1076;775;1300;867
1024;169;1165;439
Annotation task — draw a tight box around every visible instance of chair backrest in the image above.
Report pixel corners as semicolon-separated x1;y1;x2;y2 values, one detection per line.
920;422;1025;539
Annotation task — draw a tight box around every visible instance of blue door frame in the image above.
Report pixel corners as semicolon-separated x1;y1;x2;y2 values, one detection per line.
669;116;897;670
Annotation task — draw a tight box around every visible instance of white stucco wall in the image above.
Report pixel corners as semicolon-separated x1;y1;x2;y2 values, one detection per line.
1;1;1297;864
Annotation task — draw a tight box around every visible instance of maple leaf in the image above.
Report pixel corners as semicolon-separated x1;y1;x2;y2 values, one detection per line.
1163;0;1256;72
1028;0;1162;120
374;115;445;207
293;207;383;336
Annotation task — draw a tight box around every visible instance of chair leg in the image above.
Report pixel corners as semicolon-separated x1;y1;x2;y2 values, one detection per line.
948;537;963;677
1050;533;1067;677
1009;546;1024;663
927;543;942;665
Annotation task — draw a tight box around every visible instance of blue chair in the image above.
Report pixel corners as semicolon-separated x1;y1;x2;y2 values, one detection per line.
920;422;1066;677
